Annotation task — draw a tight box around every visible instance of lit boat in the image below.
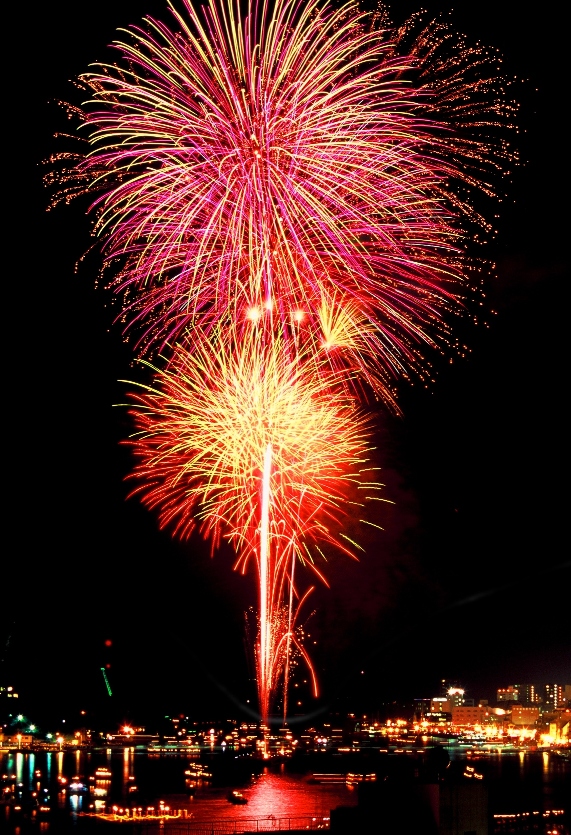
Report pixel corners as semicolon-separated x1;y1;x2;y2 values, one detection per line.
227;791;248;804
184;764;212;779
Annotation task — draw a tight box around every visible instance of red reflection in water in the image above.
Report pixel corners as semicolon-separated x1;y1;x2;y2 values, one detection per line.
187;769;357;824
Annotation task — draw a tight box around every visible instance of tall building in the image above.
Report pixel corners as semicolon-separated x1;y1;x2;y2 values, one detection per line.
497;686;519;703
441;679;462;696
413;699;431;722
447;687;466;708
515;684;537;705
430;682;470;717
431;697;452;714
544;684;564;709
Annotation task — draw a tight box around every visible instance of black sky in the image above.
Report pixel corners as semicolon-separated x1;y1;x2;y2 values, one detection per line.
3;0;569;728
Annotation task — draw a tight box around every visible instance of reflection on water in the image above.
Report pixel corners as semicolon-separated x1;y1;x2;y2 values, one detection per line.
15;752;23;784
187;767;357;824
0;749;356;831
543;751;550;775
0;748;568;833
27;753;35;790
123;746;129;787
69;791;82;817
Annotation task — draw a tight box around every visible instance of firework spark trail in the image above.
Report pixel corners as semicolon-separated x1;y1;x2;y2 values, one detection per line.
260;442;272;726
283;544;295;724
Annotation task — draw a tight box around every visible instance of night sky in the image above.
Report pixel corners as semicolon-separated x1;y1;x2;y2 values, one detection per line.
4;0;568;729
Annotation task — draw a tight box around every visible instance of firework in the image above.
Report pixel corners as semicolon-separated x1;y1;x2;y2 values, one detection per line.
126;327;375;565
49;0;515;401
125;325;378;720
379;7;518;242
49;0;515;726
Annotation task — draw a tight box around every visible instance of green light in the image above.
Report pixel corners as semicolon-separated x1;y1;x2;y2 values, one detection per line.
100;667;113;697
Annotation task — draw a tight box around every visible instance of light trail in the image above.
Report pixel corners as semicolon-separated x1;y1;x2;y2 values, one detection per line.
259;441;272;728
283;544;296;726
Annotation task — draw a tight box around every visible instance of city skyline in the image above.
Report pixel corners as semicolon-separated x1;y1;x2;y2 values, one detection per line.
3;675;571;728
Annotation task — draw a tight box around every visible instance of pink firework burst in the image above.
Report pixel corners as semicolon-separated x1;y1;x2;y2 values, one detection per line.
49;0;515;403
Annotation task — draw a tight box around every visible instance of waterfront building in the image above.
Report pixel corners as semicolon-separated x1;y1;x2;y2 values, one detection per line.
2;733;33;748
451;705;488;726
431;696;452;714
424;711;451;724
547;713;570;744
511;706;540;726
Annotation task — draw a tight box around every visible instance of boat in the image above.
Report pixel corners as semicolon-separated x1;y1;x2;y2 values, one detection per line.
307;773;345;784
184;764;212;779
227;790;248;804
346;773;377;785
